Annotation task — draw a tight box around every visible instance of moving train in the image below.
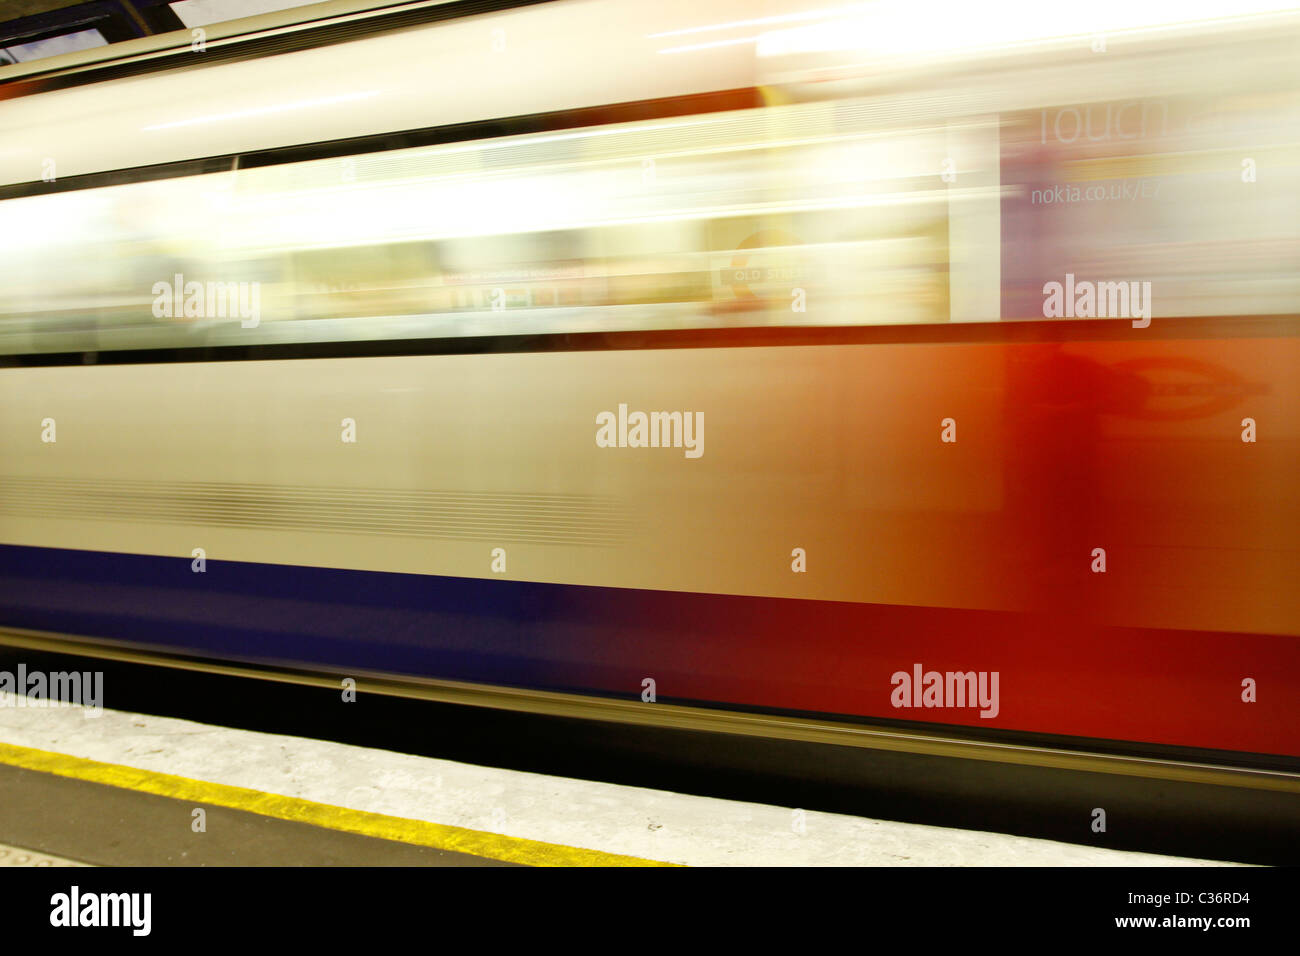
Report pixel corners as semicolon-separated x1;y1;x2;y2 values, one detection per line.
0;0;1296;790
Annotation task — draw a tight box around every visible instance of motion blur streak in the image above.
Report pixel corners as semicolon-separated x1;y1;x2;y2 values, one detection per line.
0;0;1296;763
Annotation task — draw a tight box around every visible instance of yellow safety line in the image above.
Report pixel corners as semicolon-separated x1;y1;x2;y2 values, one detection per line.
0;741;677;867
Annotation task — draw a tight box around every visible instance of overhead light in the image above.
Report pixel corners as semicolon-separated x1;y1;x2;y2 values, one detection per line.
2;28;108;63
168;0;327;29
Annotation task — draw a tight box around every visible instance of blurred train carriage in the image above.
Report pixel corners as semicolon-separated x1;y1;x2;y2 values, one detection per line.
0;1;1296;782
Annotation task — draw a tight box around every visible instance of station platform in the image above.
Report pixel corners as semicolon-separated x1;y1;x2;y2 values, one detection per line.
0;841;86;868
0;693;1241;867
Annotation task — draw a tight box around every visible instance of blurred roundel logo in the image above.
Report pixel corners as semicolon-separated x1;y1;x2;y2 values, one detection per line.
1114;355;1267;421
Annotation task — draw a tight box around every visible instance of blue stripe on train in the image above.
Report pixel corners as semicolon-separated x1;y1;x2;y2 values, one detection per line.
0;542;683;693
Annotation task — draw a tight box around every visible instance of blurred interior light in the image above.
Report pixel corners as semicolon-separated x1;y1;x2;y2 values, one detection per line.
142;91;379;131
756;0;1300;58
657;35;763;54
648;4;872;38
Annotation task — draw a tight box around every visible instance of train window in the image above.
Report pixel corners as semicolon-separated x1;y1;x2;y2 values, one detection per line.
0;85;1294;356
